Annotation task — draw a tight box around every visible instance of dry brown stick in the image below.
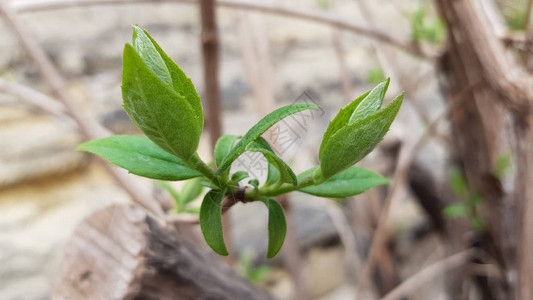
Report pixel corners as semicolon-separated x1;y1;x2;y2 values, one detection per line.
380;249;475;300
10;0;430;59
0;77;71;122
356;108;447;295
525;0;533;30
0;1;165;218
199;0;233;250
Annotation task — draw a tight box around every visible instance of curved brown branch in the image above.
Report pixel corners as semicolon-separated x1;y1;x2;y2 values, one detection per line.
10;0;431;59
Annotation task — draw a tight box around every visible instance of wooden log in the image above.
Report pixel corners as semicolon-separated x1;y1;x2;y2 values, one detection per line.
52;204;272;300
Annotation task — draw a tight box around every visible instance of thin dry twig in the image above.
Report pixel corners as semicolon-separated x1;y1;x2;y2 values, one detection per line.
10;0;431;59
0;1;165;219
380;249;475;300
0;77;72;123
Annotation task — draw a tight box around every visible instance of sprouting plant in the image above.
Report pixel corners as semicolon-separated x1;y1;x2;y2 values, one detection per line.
442;167;485;231
77;25;403;258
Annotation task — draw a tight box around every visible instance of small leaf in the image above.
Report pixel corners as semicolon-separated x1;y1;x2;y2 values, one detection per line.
156;181;183;212
442;204;467;218
320;91;371;154
349;78;390;123
216;103;319;175
262;198;287;258
186;207;201;214
122;43;201;160
231;171;249;183
249;179;260;188
298;166;388;198
246;138;297;186
132;25;172;85
181;178;204;205
77;135;201;181
200;189;228;256
214;134;239;169
319;93;403;178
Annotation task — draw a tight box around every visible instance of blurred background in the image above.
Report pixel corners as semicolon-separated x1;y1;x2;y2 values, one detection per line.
0;0;532;299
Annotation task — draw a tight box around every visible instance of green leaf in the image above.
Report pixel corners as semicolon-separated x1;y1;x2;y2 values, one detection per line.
442;204;467;218
319;93;403;178
77;135;201;181
200;189;228;256
246;138;297;186
214;134;239;170
181;178;204;205
186;207;201;214
216;103;319;175
249;179;260;188
132;25;172;86
140;27;203;126
262;198;287;258
298;166;388;198
156;181;183;211
122;43;201;160
349;78;390;123
320;91;370;154
231;171;249;183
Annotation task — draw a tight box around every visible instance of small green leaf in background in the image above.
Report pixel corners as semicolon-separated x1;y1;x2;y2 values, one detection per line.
368;66;385;85
181;178;204;205
216;103;319;174
494;153;512;179
214;134;239;173
231;171;249;183
448;167;468;200
320;92;403;178
442;204;467;218
77;135;201;181
246;138;297;186
238;251;272;283
200;189;228;256
122;44;202;160
262;198;287;258
156;181;183;212
298;166;389;198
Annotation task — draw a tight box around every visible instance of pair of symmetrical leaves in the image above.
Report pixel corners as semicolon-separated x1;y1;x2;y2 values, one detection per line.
77;25;403;259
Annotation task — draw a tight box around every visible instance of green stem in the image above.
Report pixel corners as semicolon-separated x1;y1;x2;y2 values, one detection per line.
186;153;223;188
246;169;325;199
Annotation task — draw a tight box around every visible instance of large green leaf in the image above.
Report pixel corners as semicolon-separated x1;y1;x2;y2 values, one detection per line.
77;135;201;181
132;25;172;86
122;44;202;160
298;166;388;198
319;93;403;178
246;138;297;186
349;78;389;123
140;26;203;126
214;134;239;169
216;103;319;175
262;198;287;258
200;189;228;256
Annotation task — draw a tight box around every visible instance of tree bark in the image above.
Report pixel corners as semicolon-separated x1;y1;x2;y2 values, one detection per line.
435;0;533;298
53;204;272;300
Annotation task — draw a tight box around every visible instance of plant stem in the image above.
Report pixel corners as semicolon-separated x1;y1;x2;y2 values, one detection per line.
187;153;223;187
246;169;324;199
